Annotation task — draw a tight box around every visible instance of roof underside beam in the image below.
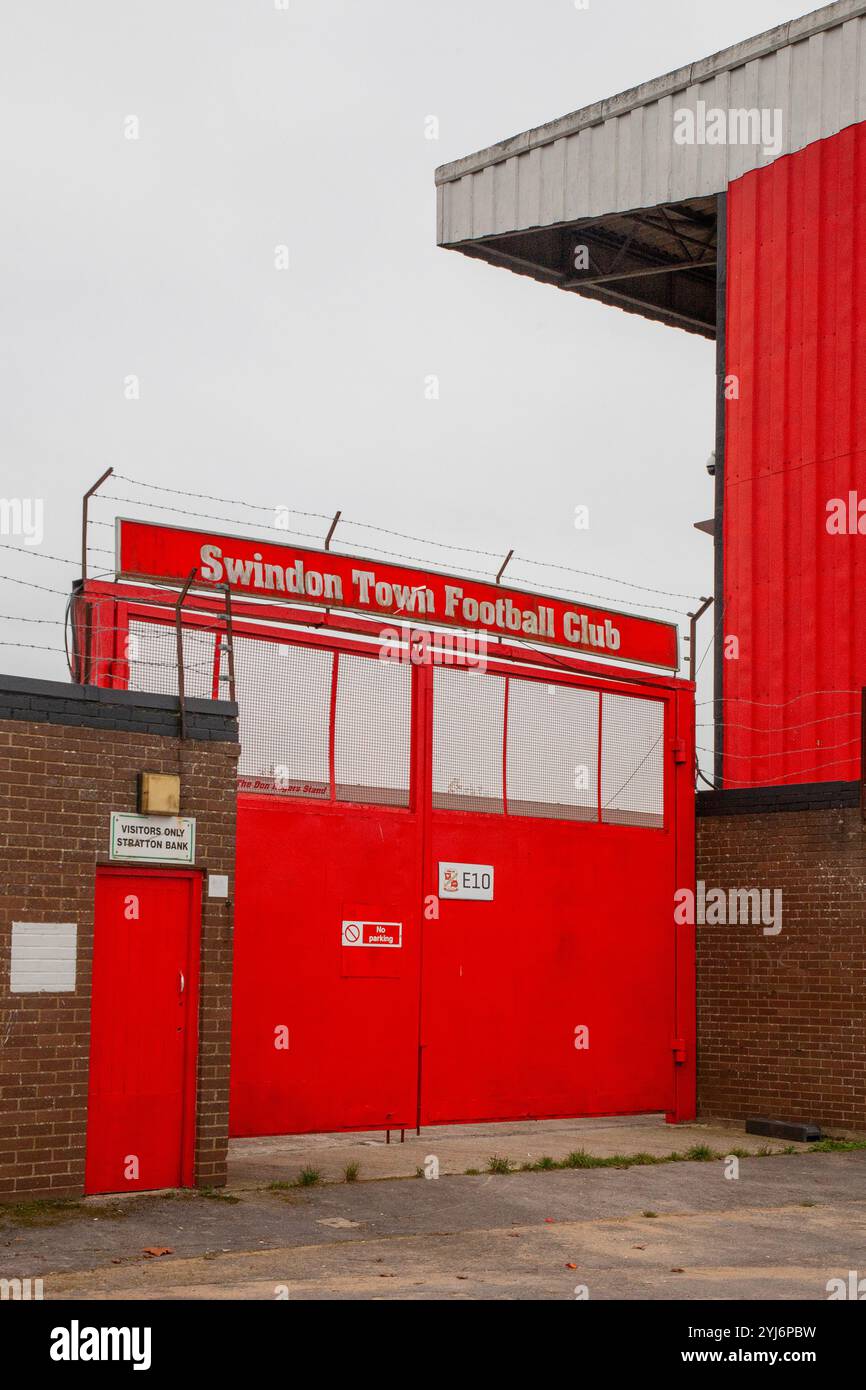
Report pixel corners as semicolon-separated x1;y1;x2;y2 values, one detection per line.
444;196;719;339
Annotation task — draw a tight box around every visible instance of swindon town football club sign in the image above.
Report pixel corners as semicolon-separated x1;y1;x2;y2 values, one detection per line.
115;518;679;670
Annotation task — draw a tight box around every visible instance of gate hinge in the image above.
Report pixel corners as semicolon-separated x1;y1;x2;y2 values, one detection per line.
671;1038;687;1064
670;737;687;764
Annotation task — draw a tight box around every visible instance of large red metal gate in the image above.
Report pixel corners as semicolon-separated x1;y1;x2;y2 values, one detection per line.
78;532;695;1138
227;643;694;1136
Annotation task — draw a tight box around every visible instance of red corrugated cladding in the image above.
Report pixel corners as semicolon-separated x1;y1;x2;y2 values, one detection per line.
724;121;866;787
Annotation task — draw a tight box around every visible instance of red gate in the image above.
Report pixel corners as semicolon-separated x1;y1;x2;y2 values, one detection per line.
228;644;694;1135
77;544;695;1138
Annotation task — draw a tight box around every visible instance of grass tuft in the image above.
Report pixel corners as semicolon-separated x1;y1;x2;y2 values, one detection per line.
294;1167;322;1188
684;1144;719;1162
562;1149;595;1168
809;1138;866;1153
343;1162;359;1184
0;1198;133;1228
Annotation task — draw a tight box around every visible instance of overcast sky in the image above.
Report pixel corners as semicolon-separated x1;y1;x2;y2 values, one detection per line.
0;0;825;765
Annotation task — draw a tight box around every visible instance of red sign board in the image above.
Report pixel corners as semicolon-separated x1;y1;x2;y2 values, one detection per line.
341;920;402;948
116;518;679;670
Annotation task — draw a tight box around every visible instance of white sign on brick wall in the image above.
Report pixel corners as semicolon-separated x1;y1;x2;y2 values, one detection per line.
11;922;77;993
109;813;196;864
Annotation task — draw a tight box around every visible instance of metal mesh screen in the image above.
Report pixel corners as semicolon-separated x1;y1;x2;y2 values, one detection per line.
234;636;332;798
506;679;599;821
601;692;665;827
127;620;215;699
334;654;411;806
432;667;505;813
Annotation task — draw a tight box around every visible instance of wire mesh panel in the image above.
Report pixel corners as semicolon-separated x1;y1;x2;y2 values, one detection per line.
506;679;599;821
334;654;412;806
234;636;333;798
601;692;665;827
127;620;215;699
432;667;505;813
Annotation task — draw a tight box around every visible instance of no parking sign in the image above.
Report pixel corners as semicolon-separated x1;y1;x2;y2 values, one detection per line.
341;920;402;948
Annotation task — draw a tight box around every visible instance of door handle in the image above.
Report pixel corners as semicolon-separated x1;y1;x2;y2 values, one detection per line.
179;970;185;995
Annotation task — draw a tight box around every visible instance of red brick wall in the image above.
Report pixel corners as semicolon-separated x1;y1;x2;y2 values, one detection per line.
697;805;866;1134
0;710;238;1199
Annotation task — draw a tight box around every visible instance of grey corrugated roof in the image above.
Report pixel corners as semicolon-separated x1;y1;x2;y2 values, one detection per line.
436;0;866;246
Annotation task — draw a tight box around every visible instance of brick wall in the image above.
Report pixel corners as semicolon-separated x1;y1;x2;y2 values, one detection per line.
0;676;239;1199
697;783;866;1135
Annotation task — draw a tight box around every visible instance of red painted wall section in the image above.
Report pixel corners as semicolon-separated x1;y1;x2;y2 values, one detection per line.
724;122;866;787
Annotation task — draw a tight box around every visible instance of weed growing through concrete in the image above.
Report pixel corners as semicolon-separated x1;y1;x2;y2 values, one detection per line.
469;1139;866;1178
295;1167;322;1188
809;1139;866;1153
0;1199;127;1228
343;1163;359;1183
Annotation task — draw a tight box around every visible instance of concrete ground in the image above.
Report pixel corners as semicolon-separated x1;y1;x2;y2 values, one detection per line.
1;1117;863;1301
228;1114;802;1186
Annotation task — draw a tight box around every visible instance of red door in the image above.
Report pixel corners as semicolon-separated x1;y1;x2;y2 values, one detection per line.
85;868;201;1194
420;669;689;1126
230;798;422;1136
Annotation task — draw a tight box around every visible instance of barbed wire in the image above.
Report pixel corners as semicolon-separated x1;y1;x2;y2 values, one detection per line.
111;473;334;524
696;689;865;708
101;491;328;546
696;712;861;732
696;735;860;761
0;570;67;596
0;640;67;654
0;613;64;624
103;473;705;605
0;540;79;567
506;572;686;616
504;556;698;602
87;491;693;618
721;753;860;786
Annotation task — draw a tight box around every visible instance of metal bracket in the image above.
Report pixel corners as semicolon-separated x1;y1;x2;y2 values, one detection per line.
324;511;342;550
81;467;113;582
687;596;714;683
175;568;197;739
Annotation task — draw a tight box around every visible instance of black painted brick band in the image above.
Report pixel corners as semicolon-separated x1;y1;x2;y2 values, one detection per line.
697;780;859;816
0;673;238;742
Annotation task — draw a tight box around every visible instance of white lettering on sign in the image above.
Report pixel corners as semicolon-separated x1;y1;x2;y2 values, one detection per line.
341;920;402;949
109;813;196;865
438;863;494;901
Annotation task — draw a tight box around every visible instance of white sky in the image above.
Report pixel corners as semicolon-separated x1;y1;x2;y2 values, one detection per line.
0;0;826;774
